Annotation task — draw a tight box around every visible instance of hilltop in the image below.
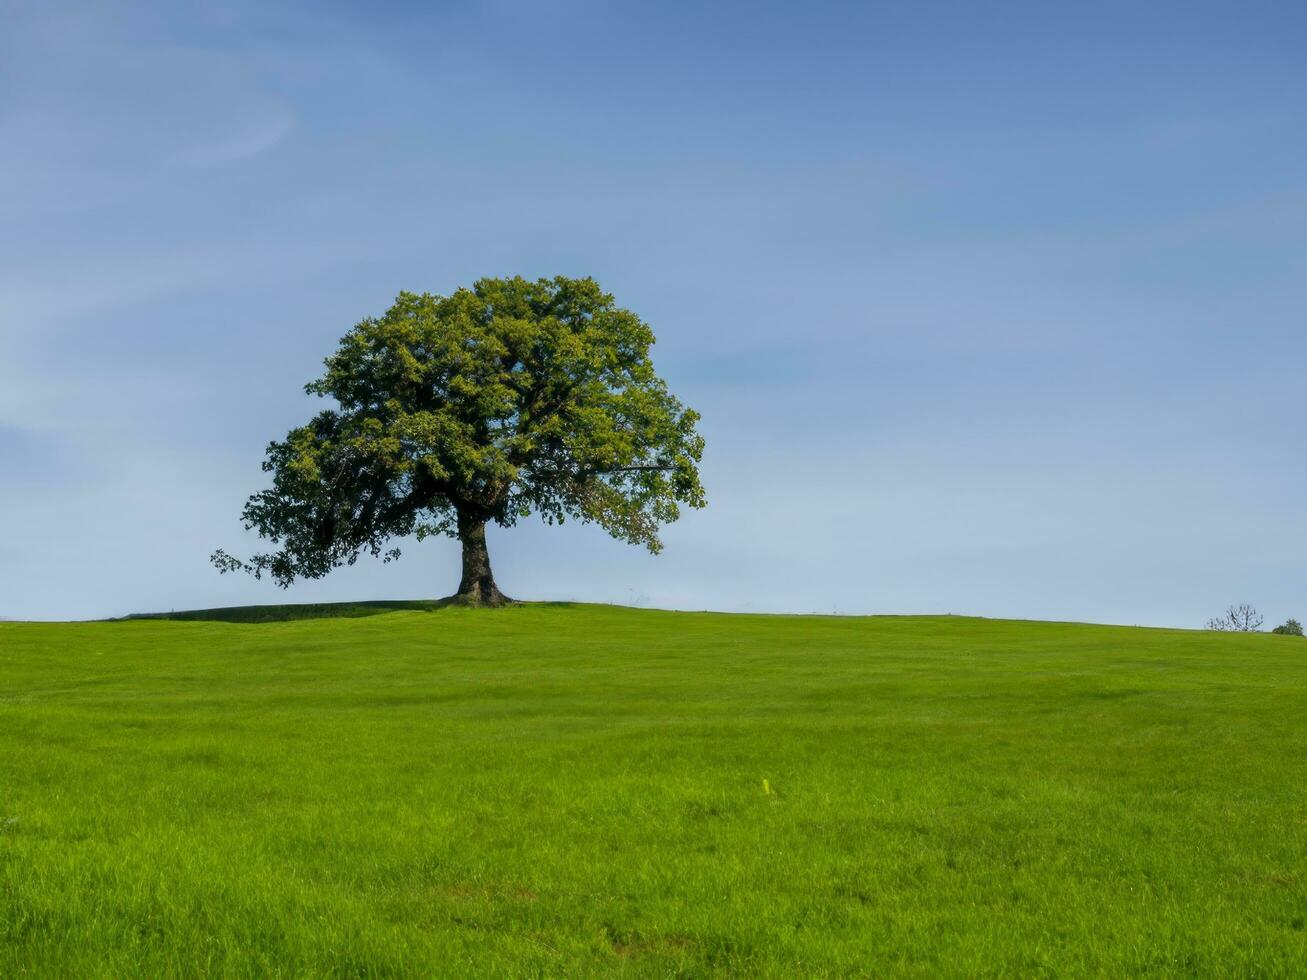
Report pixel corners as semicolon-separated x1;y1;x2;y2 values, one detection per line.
2;605;1304;975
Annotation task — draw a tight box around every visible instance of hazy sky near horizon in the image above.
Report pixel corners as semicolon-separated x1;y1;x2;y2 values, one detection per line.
2;0;1305;624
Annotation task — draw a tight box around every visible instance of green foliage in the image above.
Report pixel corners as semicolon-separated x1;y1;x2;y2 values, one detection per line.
1271;618;1304;636
214;277;705;586
3;609;1306;974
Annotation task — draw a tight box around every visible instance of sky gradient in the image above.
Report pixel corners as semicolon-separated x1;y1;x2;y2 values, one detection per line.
2;0;1305;624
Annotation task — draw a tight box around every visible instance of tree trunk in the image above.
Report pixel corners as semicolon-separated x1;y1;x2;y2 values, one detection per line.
450;511;512;606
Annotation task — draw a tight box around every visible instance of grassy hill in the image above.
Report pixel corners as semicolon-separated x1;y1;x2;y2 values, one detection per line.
2;604;1305;976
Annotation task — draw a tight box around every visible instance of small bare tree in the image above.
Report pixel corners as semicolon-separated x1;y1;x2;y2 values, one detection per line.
1206;604;1264;632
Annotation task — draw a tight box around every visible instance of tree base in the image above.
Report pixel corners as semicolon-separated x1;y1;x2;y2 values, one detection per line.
441;586;515;608
452;515;511;607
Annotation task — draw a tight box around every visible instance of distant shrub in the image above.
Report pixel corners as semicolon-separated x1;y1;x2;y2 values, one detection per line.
1271;619;1304;637
1206;604;1264;632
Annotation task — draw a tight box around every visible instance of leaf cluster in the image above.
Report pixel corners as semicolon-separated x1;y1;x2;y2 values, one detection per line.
1271;619;1304;637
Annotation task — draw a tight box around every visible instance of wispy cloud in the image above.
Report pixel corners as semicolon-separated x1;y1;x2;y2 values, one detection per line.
0;4;294;216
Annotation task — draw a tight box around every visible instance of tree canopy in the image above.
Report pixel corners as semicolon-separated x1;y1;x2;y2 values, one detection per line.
213;276;706;604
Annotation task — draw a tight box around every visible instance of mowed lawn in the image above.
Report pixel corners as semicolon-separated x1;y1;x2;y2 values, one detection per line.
2;605;1306;977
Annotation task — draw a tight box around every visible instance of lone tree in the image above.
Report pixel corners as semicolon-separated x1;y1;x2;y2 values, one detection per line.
1206;604;1264;632
213;276;705;605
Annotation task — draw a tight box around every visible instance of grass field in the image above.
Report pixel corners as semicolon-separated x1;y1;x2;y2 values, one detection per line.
2;604;1305;977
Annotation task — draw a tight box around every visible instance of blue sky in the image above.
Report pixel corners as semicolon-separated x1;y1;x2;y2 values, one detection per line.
2;0;1304;624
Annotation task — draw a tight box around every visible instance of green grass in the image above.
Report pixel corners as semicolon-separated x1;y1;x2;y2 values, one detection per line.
2;604;1305;977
